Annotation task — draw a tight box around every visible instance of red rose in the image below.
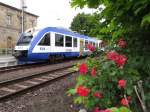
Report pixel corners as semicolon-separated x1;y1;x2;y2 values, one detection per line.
76;85;90;97
87;44;95;52
117;38;127;48
107;51;119;61
115;54;127;67
118;79;126;88
105;109;112;112
93;107;101;112
91;67;96;77
79;63;88;75
93;92;103;98
107;51;127;67
127;96;132;102
121;98;128;106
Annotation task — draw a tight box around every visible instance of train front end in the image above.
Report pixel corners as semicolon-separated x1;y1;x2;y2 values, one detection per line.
13;30;34;63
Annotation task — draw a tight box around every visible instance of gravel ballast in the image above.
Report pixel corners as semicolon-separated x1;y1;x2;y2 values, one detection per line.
0;73;79;112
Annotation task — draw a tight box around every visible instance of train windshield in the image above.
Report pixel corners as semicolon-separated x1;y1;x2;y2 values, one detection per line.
17;33;33;45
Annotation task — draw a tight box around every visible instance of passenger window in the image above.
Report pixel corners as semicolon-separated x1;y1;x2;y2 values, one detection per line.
85;40;88;50
73;38;77;47
55;34;64;47
96;43;98;47
99;43;101;48
65;36;72;47
38;33;50;46
93;42;96;47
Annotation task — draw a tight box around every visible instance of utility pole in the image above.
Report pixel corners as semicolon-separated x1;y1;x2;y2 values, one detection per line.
20;0;27;33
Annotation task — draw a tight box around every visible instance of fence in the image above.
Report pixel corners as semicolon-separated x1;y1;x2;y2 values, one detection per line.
0;48;14;55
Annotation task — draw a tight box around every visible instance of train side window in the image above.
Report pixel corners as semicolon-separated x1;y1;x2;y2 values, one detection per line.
38;33;50;46
96;43;98;47
65;36;72;47
55;34;64;47
73;38;77;47
85;40;88;50
93;42;96;47
99;43;101;48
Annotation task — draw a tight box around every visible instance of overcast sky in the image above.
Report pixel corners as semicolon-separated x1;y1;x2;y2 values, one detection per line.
0;0;95;28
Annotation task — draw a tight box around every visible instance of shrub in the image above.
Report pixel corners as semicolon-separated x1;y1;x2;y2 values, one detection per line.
67;39;144;111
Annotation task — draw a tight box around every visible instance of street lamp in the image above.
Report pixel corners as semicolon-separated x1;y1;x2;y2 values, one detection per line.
21;0;27;33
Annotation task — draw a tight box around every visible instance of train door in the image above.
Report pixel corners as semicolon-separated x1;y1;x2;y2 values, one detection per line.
79;39;84;56
32;33;51;54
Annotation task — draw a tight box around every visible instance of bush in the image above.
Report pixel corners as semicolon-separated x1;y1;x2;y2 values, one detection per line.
67;39;147;112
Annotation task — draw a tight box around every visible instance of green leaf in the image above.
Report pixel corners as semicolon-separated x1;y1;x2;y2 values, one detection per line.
126;88;133;95
74;96;83;104
110;71;116;76
118;106;132;112
71;0;86;8
76;75;85;86
109;107;119;112
141;13;150;27
67;88;76;95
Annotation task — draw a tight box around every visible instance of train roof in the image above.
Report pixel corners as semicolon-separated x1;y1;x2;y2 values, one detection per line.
26;26;98;41
42;27;96;40
48;27;89;39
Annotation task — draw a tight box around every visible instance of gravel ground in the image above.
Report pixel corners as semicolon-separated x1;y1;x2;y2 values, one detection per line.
0;73;81;112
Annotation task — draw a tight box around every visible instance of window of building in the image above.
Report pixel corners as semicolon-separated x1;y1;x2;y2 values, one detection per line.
6;15;12;25
55;33;64;47
73;38;77;47
7;36;12;48
85;40;88;50
38;33;50;46
31;20;36;28
65;36;72;47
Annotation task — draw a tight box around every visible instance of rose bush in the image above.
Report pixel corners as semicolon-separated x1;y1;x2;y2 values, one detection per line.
67;38;141;112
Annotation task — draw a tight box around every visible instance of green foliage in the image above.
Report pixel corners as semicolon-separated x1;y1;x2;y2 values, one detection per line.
70;13;101;37
141;13;150;27
71;0;100;8
109;106;132;112
66;88;76;95
70;1;150;110
74;96;84;104
118;106;132;112
67;39;145;111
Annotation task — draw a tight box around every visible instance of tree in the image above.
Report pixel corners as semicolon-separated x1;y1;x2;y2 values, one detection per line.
70;13;100;37
70;0;150;111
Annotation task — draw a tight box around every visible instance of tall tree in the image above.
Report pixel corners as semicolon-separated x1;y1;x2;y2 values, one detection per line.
70;13;100;37
70;0;150;110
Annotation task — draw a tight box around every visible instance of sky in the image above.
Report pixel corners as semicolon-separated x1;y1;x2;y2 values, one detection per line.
0;0;96;28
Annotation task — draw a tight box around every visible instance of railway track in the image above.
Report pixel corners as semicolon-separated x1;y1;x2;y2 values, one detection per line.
0;58;83;73
0;64;77;101
0;62;48;73
0;59;79;74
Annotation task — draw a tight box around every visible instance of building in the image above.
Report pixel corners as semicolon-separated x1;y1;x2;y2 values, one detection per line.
0;2;38;49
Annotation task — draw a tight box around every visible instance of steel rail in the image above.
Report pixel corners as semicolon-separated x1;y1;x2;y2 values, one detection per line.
0;62;48;73
0;65;77;101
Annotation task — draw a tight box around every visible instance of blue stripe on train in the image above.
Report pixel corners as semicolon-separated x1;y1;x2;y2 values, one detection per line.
19;52;80;61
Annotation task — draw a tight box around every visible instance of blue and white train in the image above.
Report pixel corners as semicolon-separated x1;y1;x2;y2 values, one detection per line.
14;27;102;63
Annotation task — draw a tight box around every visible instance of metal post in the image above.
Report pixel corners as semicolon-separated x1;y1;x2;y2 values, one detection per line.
21;0;27;33
21;0;24;33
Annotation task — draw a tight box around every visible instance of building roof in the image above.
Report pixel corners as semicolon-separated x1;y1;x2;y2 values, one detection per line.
0;2;38;17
